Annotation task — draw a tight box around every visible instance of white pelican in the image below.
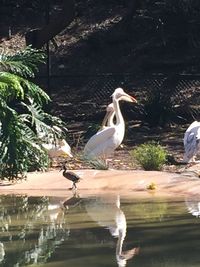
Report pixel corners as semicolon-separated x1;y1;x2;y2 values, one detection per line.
85;195;139;267
101;103;115;129
42;139;73;159
38;125;73;159
84;88;137;160
183;121;200;163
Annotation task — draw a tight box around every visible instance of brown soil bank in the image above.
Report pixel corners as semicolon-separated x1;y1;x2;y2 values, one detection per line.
0;163;200;199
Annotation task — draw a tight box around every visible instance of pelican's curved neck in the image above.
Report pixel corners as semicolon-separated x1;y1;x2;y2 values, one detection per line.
113;98;124;127
108;111;115;126
116;228;126;256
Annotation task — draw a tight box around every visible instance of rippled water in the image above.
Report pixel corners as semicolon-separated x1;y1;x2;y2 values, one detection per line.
0;193;200;267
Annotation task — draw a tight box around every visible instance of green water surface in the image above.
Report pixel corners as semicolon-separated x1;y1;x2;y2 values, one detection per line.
0;193;200;267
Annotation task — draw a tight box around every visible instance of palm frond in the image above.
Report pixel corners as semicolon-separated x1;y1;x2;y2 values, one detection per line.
22;80;50;104
20;101;67;143
0;72;24;100
0;72;50;104
0;46;46;78
0;46;67;180
0;112;49;180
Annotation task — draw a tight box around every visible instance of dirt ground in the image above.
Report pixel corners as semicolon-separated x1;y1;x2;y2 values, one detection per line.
1;161;200;201
2;121;200;200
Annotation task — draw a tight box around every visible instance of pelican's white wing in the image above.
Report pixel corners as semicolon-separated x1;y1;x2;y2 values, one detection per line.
197;126;200;140
84;126;116;158
85;126;116;149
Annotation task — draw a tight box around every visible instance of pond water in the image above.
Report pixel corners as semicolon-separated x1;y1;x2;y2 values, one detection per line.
0;193;200;267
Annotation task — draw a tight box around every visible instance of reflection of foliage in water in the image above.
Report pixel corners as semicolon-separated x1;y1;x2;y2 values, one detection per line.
150;257;193;267
0;195;70;266
125;200;168;222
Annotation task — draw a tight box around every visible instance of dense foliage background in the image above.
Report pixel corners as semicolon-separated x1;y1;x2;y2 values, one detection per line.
0;0;200;177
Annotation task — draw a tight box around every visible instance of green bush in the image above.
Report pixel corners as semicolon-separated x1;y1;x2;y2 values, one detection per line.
0;46;68;180
130;142;167;170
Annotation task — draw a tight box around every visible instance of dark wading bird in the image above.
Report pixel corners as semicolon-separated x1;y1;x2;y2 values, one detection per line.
60;163;81;190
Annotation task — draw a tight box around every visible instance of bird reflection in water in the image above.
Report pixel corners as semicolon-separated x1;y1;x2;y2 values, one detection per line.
62;191;82;210
0;242;5;264
185;194;200;218
85;195;140;267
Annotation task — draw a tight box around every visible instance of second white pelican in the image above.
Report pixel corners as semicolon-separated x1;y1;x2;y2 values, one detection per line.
183;121;200;163
101;103;115;129
83;88;137;160
42;139;73;159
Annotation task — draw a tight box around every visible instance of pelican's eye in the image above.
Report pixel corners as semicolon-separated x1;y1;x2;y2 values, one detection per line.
115;93;122;99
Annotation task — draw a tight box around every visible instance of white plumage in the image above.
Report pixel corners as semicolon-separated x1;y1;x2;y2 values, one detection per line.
84;88;137;160
185;195;200;218
101;103;115;129
42;139;73;159
183;121;200;163
85;196;139;267
0;242;5;264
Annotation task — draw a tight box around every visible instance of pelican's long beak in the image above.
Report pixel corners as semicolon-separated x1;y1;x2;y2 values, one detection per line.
129;95;137;103
120;93;137;103
59;163;66;171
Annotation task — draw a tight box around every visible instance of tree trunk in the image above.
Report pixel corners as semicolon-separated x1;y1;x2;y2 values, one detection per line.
25;0;75;48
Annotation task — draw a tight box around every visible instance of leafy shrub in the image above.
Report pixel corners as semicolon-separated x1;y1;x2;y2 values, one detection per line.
130;142;167;170
0;46;68;180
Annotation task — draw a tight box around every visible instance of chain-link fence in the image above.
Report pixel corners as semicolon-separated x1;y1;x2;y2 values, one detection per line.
1;1;200;126
35;74;200;126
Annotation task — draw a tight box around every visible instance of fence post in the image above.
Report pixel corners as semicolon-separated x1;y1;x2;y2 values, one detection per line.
45;0;51;96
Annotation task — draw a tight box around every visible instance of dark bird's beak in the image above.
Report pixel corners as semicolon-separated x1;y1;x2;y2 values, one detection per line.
59;163;65;171
60;161;68;172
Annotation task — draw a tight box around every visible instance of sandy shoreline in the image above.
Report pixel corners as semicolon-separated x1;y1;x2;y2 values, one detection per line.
0;164;200;199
